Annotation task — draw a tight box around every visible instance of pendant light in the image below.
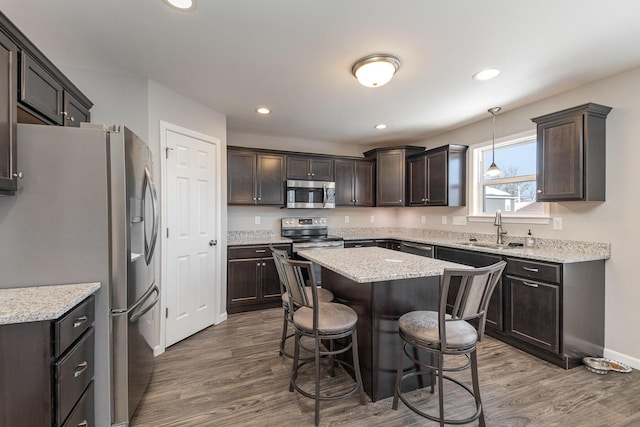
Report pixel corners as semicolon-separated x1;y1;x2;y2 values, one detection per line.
485;107;502;177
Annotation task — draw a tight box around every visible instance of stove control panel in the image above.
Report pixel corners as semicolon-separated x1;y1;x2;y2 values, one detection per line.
281;217;328;229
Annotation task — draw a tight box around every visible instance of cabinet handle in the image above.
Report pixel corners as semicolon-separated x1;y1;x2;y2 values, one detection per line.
399;199;402;203
522;266;539;272
307;172;311;176
252;197;256;201
77;420;88;427
537;189;543;193
255;249;266;253
13;172;23;179
73;315;88;328
262;262;266;266
311;173;315;176
521;281;539;288
257;197;261;201
73;361;88;378
355;199;358;202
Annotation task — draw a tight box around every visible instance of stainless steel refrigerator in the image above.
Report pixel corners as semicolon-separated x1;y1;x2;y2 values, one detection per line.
0;123;159;427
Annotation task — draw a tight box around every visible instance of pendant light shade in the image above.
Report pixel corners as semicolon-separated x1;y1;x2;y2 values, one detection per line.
351;54;400;88
485;107;502;177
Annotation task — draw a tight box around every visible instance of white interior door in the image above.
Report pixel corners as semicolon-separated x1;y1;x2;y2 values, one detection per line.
164;124;220;347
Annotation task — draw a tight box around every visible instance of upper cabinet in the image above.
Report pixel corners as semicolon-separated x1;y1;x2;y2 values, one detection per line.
364;146;424;207
407;145;467;207
228;149;286;205
531;103;611;202
0;30;18;194
0;12;93;195
334;158;375;206
286;155;334;181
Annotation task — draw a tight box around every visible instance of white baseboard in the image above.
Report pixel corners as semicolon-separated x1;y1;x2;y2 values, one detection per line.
215;312;228;325
603;348;640;370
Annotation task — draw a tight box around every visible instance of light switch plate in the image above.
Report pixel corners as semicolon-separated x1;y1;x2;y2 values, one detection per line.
254;216;260;225
421;215;426;224
553;217;563;230
370;215;375;223
345;215;350;224
441;216;448;225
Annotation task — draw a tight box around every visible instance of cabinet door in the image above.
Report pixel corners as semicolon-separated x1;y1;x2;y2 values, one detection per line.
354;160;374;206
334;159;355;205
256;153;285;205
536;115;584;201
20;52;64;125
227;259;260;305
408;156;427;205
376;149;405;206
310;157;334;181
62;91;90;127
426;150;447;205
435;246;504;331
0;31;17;194
261;257;283;302
286;156;311;180
227;151;257;204
506;275;559;353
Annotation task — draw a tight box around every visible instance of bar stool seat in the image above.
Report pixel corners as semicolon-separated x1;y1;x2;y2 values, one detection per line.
293;302;357;334
399;311;478;349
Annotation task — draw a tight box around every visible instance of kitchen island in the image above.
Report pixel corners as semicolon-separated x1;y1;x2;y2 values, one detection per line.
298;247;469;402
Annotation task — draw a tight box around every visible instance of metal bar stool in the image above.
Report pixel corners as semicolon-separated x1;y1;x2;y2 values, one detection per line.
273;250;366;426
392;261;506;426
270;245;333;358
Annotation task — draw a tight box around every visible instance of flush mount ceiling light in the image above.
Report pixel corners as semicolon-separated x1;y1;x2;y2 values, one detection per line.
255;107;271;115
374;124;387;130
351;54;400;88
473;68;501;81
162;0;197;11
485;107;502;177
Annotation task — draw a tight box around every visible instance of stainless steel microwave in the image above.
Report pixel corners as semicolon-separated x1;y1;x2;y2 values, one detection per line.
286;180;335;209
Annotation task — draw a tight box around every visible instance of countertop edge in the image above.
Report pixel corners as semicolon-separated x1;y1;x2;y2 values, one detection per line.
0;282;101;325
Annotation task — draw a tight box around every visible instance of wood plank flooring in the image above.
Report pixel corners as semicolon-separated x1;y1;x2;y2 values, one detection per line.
131;308;640;427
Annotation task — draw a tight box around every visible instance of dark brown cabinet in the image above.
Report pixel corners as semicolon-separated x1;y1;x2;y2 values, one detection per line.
334;158;375;206
375;239;402;251
531;103;611;201
0;296;95;427
435;246;504;332
344;239;376;248
227;149;285;205
287;155;334;181
0;30;17;195
20;52;64;125
408;145;467;207
364;146;424;207
227;244;291;313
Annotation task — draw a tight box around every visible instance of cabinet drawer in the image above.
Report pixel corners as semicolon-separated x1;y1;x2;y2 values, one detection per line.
55;296;95;356
56;328;95;427
228;244;291;260
62;381;94;427
506;257;561;283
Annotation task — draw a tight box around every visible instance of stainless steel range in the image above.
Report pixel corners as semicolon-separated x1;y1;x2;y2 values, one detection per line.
281;217;344;284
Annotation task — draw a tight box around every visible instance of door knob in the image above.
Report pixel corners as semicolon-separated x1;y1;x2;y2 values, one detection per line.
209;240;217;246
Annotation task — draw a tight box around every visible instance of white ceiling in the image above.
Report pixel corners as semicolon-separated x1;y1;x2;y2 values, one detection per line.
3;1;640;146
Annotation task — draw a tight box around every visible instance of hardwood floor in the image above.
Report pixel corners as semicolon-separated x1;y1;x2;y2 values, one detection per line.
131;308;640;427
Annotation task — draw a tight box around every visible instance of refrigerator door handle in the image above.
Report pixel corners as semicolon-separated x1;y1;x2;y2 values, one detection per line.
143;166;159;266
129;284;160;323
110;281;158;317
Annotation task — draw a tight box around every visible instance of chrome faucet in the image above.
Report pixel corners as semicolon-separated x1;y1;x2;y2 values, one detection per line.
494;210;507;245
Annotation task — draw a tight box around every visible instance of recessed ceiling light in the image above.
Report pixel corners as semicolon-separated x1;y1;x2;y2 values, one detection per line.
472;68;501;81
374;124;387;130
162;0;197;11
255;107;271;115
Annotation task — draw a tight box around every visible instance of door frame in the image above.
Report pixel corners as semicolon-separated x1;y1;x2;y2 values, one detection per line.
158;121;226;355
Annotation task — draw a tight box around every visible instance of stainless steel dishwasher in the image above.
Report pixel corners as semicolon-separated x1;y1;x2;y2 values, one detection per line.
400;241;434;258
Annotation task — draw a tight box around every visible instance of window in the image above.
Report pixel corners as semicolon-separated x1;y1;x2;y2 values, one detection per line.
471;132;548;219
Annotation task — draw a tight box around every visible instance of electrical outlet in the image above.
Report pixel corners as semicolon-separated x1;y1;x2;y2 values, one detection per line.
441;216;448;225
421;215;426;224
254;216;260;225
345;215;350;224
370;215;375;223
553;217;563;230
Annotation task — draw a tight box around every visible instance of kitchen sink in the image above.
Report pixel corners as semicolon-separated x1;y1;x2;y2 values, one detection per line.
457;241;516;250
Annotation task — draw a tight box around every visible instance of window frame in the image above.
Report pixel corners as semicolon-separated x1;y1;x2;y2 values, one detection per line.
468;130;550;225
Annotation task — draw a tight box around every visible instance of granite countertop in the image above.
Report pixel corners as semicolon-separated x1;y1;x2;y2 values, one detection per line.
298;247;471;283
0;282;101;325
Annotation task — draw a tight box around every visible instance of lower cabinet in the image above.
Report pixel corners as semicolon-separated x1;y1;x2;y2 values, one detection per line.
375;239;402;251
344;239;376;248
227;244;291;313
435;246;504;332
0;295;95;427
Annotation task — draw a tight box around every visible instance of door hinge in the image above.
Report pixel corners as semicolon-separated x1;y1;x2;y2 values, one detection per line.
165;147;174;158
165;307;169;318
166;228;169;238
